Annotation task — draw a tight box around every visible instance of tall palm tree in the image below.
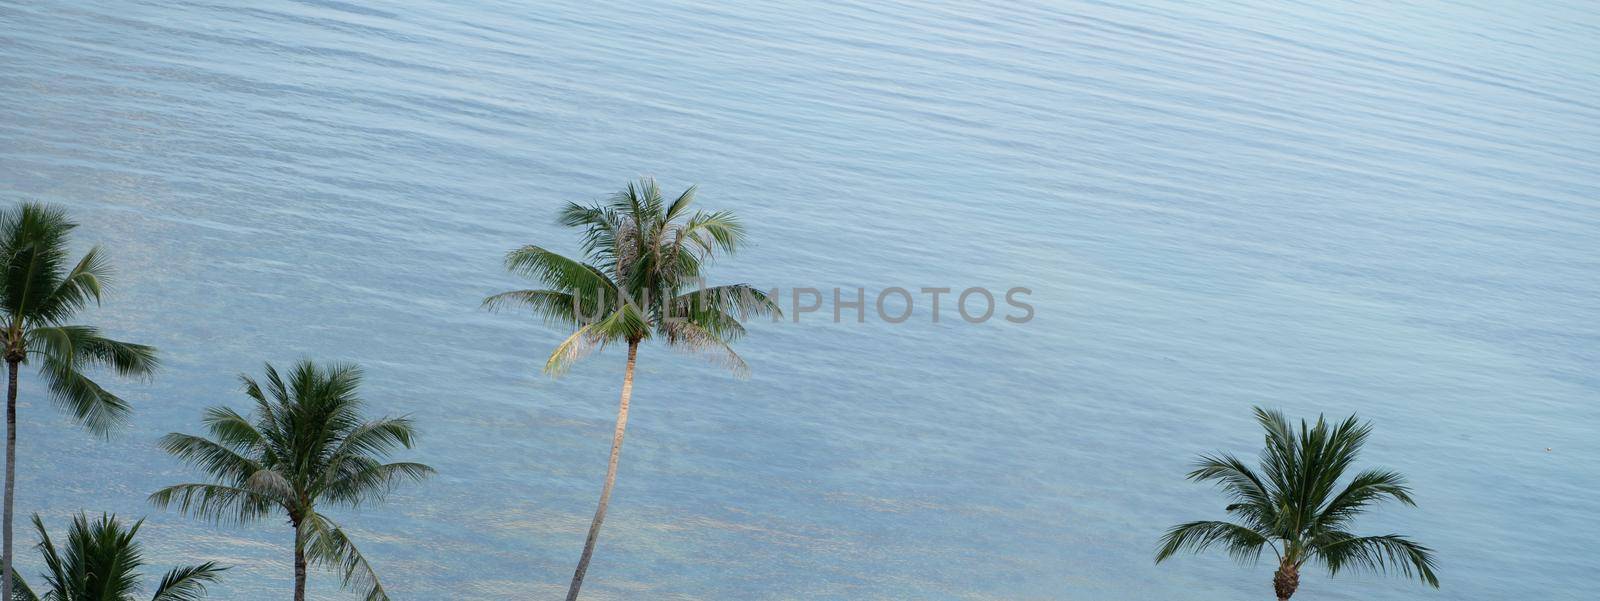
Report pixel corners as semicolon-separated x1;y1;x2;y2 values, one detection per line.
0;203;159;601
484;178;779;600
1156;407;1439;600
148;360;433;601
9;512;225;601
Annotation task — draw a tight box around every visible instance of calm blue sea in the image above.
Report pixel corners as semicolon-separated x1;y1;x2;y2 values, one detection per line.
2;1;1597;599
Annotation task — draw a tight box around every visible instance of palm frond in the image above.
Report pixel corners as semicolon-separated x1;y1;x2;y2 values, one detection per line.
1189;452;1278;533
319;461;435;508
33;245;109;325
1315;469;1415;532
29;515;66;601
558;202;622;270
27;325;160;378
148;483;276;525
149;562;226;601
662;183;698;222
244;469;297;503
1310;532;1439;587
201;406;266;452
1155;520;1275;565
672;284;781;324
303;514;389;601
503;246;616;299
675;209;744;259
482;289;584;326
327;417;418;463
543;325;605;377
662;320;749;378
156;433;262;486
612;179;666;240
542;303;651;376
37;358;129;435
1254;407;1298;510
1188;453;1273;508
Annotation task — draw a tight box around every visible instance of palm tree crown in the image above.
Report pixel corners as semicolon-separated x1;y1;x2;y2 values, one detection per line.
149;360;432;601
484;177;780;375
0;202;159;434
1156;407;1439;600
9;512;224;601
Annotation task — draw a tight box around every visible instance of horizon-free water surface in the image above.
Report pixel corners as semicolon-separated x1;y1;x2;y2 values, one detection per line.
2;1;1598;599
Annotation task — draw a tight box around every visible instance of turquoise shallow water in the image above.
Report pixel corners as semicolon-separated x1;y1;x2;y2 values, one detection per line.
2;0;1599;599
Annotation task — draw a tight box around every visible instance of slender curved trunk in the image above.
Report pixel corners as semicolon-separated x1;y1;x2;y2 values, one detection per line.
293;519;307;601
1274;560;1299;601
565;340;639;601
1;359;16;601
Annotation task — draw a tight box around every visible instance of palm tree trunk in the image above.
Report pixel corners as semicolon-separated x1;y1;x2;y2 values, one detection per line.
2;359;17;601
564;340;639;601
293;520;307;601
1273;561;1299;600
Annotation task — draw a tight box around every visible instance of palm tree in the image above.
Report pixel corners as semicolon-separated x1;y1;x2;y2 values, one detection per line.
0;203;159;601
1156;407;1439;600
9;512;225;601
484;178;779;600
148;360;433;601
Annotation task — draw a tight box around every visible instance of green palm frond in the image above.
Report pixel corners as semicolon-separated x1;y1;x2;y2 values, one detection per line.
320;460;434;508
674;209;744;259
614;179;666;238
1189;452;1278;533
1156;520;1276;565
33;246;108;327
155;433;262;487
662;183;698;222
38;356;129;436
28;515;65;600
502;246;617;299
557;203;622;268
481;290;583;326
19;324;151;429
148;483;276;526
303;514;388;601
324;417;419;463
41;513;145;599
26;326;159;379
200;406;266;452
1188;453;1272;511
672;284;782;325
1310;532;1439;587
149;562;226;601
1315;469;1415;532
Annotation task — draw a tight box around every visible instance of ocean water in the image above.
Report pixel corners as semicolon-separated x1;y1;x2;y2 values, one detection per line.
2;0;1598;599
